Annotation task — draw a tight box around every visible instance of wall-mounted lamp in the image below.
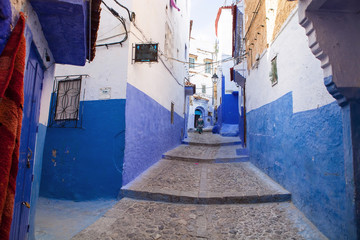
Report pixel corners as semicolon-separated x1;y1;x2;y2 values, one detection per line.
212;73;219;84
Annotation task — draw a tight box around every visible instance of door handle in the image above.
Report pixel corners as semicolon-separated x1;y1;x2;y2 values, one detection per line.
22;201;30;208
26;147;32;169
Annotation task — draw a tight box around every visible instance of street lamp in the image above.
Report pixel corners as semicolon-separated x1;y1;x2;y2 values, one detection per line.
211;73;218;111
211;73;219;84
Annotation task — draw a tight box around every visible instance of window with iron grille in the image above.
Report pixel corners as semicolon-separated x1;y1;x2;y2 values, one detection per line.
55;78;81;120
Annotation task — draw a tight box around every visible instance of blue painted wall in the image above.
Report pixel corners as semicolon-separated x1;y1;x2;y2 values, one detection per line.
29;0;88;65
0;0;11;55
247;92;349;239
29;123;47;240
122;84;184;185
40;99;126;200
219;75;240;125
239;106;245;144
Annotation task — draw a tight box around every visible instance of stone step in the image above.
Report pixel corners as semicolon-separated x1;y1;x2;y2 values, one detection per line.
73;198;327;240
120;160;291;205
183;132;242;146
162;144;248;163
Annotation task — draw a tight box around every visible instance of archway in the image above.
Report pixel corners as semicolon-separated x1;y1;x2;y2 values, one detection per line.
194;106;205;128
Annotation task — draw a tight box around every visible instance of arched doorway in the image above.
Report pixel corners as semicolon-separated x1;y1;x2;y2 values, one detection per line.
194;107;205;128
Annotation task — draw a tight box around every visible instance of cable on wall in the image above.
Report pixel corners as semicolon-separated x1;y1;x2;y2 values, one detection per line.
96;0;128;47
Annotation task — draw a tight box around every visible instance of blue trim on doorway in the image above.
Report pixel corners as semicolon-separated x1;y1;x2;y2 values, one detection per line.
40;99;126;200
122;83;184;186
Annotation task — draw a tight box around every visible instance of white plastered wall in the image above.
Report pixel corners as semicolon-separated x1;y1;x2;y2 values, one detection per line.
55;0;129;102
246;9;335;113
126;0;190;117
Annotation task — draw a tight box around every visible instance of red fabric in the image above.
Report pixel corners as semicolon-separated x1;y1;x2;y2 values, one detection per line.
0;13;26;240
230;67;234;81
232;5;237;57
215;6;233;37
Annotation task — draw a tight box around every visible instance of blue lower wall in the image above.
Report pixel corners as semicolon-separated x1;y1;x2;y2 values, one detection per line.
122;84;184;185
29;124;47;240
221;92;239;125
0;0;11;55
247;92;348;239
40;99;125;200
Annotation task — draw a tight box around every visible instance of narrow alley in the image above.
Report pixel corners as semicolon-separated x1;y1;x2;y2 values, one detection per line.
71;132;325;240
1;0;359;239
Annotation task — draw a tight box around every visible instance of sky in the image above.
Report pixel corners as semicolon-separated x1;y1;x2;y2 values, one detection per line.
190;0;234;43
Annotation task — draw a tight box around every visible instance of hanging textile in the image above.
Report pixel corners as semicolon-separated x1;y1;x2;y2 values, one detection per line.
170;0;180;11
0;13;26;240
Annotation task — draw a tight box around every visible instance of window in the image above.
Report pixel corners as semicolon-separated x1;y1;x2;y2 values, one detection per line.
55;78;81;120
189;57;195;68
171;102;174;124
185;44;187;60
202;85;206;94
205;61;211;74
269;56;278;86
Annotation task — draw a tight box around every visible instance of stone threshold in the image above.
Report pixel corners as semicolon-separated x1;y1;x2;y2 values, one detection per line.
120;189;291;204
162;154;249;163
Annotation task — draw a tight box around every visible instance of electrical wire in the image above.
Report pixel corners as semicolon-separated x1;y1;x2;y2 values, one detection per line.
113;0;133;21
159;57;184;87
96;0;128;47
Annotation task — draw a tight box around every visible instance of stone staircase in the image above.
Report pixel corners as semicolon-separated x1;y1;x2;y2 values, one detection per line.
121;132;290;204
72;132;326;239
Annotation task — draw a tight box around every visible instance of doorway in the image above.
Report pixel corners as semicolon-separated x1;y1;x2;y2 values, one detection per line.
194;108;203;128
10;43;44;240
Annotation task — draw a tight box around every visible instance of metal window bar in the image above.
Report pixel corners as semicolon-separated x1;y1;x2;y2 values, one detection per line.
48;75;88;128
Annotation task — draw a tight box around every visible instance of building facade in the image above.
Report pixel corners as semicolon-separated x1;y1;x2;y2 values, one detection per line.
215;6;244;138
40;0;190;204
243;0;357;238
0;0;96;239
187;37;216;130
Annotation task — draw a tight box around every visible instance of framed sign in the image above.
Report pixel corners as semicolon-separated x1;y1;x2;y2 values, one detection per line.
134;43;158;62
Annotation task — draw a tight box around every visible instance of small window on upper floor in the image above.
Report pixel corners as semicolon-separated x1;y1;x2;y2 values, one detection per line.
171;102;174;124
189;57;195;69
205;61;211;74
202;84;206;94
270;56;278;86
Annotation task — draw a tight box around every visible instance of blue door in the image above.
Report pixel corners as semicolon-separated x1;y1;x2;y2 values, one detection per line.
10;43;44;240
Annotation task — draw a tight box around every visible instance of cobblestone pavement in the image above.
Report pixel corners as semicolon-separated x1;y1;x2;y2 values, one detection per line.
72;198;326;240
163;145;247;162
73;132;326;239
183;132;241;146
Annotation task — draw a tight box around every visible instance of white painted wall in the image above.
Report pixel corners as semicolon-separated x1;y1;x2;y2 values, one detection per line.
186;37;216;129
189;37;215;100
217;8;233;57
55;0;129;102
216;8;243;108
246;9;335;113
127;0;190;117
55;0;190;117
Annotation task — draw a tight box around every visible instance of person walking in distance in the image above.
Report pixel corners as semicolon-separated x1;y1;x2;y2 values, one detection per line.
197;117;204;134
